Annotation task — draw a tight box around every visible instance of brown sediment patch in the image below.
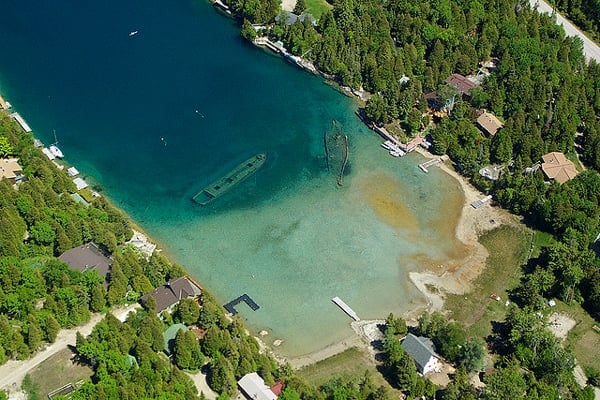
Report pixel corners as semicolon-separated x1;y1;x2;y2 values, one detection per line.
357;173;419;233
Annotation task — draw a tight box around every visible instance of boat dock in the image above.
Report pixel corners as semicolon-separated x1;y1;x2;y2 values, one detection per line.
331;296;360;321
10;112;32;132
471;194;493;209
418;155;448;173
224;293;260;316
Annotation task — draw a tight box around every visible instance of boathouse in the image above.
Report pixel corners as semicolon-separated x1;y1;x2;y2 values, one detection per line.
401;333;440;375
141;276;202;314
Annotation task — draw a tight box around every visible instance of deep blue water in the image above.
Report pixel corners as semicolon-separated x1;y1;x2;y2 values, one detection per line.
0;0;465;357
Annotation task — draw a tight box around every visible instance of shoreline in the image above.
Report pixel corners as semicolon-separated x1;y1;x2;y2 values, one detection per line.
273;147;517;368
409;146;516;312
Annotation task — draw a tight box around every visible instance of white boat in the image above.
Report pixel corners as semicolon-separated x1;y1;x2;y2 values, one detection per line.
129;30;138;37
50;129;64;158
49;145;64;159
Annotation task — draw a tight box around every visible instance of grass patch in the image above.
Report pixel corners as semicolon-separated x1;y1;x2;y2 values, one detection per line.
305;0;332;20
445;224;530;338
528;229;555;259
550;301;600;373
298;347;394;392
27;348;93;398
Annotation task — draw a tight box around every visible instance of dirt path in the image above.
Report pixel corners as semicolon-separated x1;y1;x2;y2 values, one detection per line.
0;303;140;392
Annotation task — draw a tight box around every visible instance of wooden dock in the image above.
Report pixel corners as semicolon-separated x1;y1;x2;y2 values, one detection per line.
224;293;260;316
418;155;448;173
331;296;360;321
10;112;32;132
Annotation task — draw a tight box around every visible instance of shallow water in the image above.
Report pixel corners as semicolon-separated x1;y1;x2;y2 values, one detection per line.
0;0;465;356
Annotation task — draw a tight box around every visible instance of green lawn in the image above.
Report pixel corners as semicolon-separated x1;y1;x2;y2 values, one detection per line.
305;0;332;20
27;348;93;399
445;224;531;338
297;347;398;394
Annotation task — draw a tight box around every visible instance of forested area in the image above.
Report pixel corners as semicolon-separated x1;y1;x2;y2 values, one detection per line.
0;114;183;364
547;0;600;42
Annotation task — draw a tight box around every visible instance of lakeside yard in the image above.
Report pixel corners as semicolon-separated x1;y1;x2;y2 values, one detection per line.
445;224;531;339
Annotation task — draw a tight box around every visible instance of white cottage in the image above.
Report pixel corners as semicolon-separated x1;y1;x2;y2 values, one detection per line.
401;333;440;375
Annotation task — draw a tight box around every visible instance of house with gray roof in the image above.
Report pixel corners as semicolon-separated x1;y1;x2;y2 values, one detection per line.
275;11;316;26
140;276;202;314
401;333;440;375
58;242;112;287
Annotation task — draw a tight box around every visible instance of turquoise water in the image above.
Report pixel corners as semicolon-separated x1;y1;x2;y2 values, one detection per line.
0;0;465;356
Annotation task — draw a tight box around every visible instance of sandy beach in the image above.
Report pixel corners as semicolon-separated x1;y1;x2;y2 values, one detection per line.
409;147;516;312
281;147;517;369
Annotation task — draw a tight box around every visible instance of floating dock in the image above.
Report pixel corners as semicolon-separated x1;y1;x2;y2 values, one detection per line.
10;112;32;132
224;294;260;316
471;194;492;209
331;296;360;321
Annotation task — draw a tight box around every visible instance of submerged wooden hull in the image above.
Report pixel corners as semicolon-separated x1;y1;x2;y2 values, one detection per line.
192;153;266;206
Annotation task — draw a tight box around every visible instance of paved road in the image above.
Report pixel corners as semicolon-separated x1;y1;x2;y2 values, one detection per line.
0;304;140;392
529;0;600;62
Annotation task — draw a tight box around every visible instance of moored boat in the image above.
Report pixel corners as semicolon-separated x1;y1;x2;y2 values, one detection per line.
49;144;64;159
192;153;266;206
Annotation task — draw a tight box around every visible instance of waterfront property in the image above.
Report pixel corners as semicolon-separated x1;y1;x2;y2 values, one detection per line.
58;242;112;287
401;333;441;375
140;276;203;314
237;372;278;400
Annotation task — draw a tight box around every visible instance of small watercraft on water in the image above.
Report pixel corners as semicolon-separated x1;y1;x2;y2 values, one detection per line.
129;30;138;37
50;129;64;158
49;145;64;159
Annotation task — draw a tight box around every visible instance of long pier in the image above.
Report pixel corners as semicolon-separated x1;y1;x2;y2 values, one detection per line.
10;112;32;132
331;296;360;321
224;293;260;316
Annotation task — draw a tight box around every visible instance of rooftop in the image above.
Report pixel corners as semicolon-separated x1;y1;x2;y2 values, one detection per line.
163;323;188;355
541;152;579;184
445;73;476;96
141;276;202;313
238;372;278;400
0;158;23;182
477;111;504;136
401;333;438;373
58;242;112;284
